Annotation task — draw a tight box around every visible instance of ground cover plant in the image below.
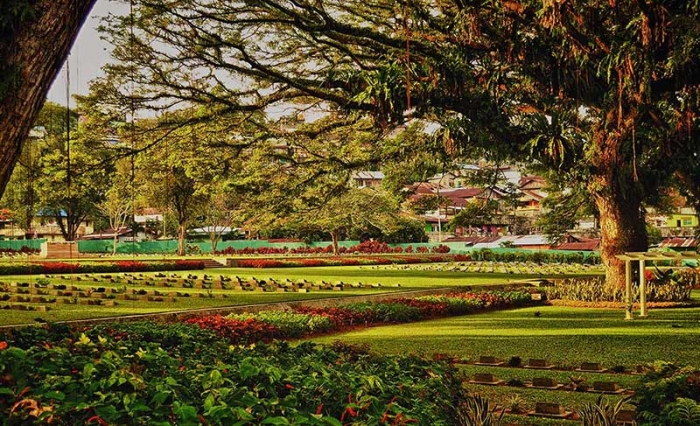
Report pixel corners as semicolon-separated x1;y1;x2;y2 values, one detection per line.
0;323;473;425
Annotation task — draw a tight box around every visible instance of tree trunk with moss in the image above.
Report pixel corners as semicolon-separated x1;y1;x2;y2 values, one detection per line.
0;0;97;197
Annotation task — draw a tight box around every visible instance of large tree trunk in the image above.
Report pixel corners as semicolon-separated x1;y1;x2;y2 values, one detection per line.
0;0;97;197
591;175;648;289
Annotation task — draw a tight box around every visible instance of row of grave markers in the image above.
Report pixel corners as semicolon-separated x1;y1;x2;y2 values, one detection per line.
468;356;635;423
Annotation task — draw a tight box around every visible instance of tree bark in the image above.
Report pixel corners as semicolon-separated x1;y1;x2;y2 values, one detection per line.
0;0;97;197
210;234;219;254
331;229;339;256
591;175;648;289
177;223;186;256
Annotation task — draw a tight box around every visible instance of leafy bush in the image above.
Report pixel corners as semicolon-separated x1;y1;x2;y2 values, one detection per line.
0;325;470;425
185;314;282;343
635;362;700;426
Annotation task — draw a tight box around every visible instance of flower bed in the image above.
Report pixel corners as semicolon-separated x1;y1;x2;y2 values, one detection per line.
236;254;463;268
0;323;467;425
0;260;205;276
186;289;538;343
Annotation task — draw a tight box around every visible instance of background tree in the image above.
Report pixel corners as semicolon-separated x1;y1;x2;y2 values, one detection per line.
37;100;114;241
197;186;238;253
0;0;96;196
135;106;246;255
97;157;135;255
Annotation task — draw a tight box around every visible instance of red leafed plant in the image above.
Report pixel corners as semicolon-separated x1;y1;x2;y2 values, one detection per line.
185;315;282;344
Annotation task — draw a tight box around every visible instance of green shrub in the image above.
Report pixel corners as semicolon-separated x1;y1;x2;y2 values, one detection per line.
635;363;700;426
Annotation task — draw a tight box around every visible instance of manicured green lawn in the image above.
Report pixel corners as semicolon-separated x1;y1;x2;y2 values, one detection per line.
307;304;700;368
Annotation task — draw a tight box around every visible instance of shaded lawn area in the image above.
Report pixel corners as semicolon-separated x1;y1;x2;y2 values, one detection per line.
307;305;700;368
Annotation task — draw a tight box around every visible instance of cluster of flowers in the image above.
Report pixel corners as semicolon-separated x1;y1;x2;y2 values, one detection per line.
216;242;452;255
185;290;536;344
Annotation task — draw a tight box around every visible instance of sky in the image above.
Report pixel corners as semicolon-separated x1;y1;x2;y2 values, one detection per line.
46;0;129;107
45;0;324;121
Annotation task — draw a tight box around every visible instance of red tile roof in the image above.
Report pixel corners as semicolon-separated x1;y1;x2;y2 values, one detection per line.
556;241;600;251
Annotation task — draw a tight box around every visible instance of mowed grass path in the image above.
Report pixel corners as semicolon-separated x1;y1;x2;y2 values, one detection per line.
308;304;700;368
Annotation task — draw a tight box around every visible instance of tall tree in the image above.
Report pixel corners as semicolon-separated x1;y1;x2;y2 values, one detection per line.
97;157;135;255
34;103;114;241
135;107;246;255
0;0;96;197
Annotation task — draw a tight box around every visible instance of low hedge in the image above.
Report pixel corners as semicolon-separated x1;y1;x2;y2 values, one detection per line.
236;255;466;268
469;248;601;265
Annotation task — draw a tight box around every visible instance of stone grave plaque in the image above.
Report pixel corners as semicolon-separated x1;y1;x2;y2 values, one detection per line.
477;356;502;365
526;359;552;369
593;381;622;393
535;402;565;415
531;377;559;389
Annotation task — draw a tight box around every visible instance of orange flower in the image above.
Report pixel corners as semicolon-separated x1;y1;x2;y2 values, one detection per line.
0;341;7;350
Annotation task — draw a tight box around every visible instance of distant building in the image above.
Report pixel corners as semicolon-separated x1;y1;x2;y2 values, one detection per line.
352;171;384;188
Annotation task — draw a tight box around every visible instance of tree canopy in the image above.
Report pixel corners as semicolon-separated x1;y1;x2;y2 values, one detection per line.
88;1;700;286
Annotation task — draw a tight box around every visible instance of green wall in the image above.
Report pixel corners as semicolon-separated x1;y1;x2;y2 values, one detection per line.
0;239;45;251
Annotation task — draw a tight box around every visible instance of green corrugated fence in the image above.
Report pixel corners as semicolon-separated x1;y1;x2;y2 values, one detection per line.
0;239;45;251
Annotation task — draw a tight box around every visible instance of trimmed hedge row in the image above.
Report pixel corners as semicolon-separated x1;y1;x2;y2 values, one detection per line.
469;248;601;264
